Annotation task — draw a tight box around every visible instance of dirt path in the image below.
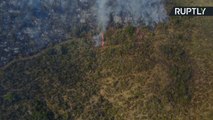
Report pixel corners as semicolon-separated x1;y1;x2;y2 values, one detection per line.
0;37;79;71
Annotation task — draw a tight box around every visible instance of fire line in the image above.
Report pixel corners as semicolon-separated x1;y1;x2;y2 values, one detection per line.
101;32;104;47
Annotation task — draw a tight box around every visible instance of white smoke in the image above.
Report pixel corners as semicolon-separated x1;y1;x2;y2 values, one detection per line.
96;0;111;32
96;0;168;31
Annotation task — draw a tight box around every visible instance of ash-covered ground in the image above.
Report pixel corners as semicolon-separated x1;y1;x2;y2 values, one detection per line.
0;0;167;66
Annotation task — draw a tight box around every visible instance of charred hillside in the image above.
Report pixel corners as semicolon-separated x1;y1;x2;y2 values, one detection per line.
0;0;167;67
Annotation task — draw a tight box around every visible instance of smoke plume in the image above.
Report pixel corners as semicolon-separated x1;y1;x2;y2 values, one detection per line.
96;0;168;31
0;0;168;66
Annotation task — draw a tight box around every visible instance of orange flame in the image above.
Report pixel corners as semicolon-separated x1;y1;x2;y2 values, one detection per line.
101;32;104;47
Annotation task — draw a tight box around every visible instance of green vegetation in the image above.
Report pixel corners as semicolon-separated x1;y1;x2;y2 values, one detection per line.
3;92;14;101
0;0;212;119
31;100;54;120
161;42;192;104
125;26;136;36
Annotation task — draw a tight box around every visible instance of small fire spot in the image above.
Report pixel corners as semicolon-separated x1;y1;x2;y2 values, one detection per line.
101;32;104;47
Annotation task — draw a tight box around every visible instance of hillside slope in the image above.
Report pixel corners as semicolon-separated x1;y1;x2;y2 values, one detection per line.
0;0;212;120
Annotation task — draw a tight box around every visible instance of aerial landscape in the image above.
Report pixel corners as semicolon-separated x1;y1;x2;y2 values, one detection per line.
0;0;212;120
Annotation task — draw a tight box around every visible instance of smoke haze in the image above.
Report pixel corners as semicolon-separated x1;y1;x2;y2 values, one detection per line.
0;0;168;66
96;0;168;31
